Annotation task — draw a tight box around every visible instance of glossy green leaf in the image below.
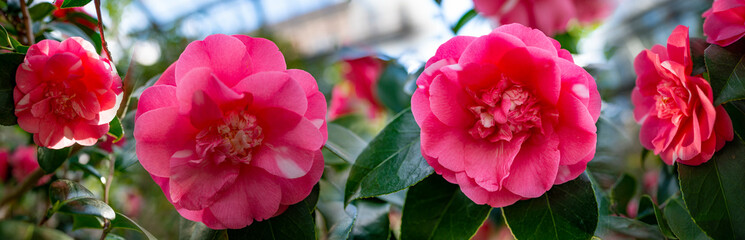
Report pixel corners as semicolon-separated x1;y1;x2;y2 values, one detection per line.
451;9;477;34
678;140;745;240
29;2;56;21
723;100;745;143
639;195;676;239
37;146;71;173
400;175;490;240
105;234;126;240
601;216;665;240
49;179;96;203
325;123;368;164
0;25;11;48
46;22;95;44
112;212;158;240
0;220;73;240
376;62;411;113
657;164;679;204
351;200;391;240
60;0;92;8
610;173;636;216
704;44;745;105
663;198;710;240
0;53;25;126
690;38;708;76
503;173;598;240
72;215;104;230
554;31;580;54
58;197;115;220
107;116;124;141
227;184;319;239
179;217;226;240
344;108;433;204
327;204;357;240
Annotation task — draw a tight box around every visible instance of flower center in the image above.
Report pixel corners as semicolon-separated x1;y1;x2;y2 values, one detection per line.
195;111;263;165
45;83;77;120
467;80;542;142
654;79;688;123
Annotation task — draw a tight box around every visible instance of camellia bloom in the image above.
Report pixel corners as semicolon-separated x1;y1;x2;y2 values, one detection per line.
472;0;616;35
53;0;97;30
134;34;327;229
0;149;7;181
9;146;51;185
632;25;733;165
14;37;122;149
328;56;385;120
702;0;745;46
411;23;600;207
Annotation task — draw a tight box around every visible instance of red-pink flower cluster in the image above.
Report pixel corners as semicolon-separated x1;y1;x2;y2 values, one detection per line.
412;24;600;207
473;0;617;35
632;25;733;165
134;34;327;229
328;56;386;120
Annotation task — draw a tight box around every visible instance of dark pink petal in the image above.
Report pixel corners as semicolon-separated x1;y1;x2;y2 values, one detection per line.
189;90;224;129
204;167;281;229
71;121;108;146
464;136;526;192
459;31;525;66
493;23;557;57
155;63;177;86
176;34;252;87
504;134;560;198
233;35;287;73
274;150;324;205
135;85;178;120
498;47;561;105
429;73;474;128
420;113;467;172
134;106;197;177
556;93;597;165
455;172;522;208
666;25;692;73
426;36;477;67
176;68;244;114
169;151;239;210
232;71;308;115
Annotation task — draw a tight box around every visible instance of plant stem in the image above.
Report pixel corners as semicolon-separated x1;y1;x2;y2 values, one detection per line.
18;0;33;45
103;156;114;204
93;0;112;61
0;168;44;210
99;220;111;240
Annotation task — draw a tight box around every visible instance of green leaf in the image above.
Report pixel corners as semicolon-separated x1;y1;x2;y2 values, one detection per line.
503;173;598;240
663;198;710;240
639;195;676;239
72;215;104;230
107;116;124;141
29;2;56;21
351;200;391;240
179;217;226;240
0;220;73;240
60;0;92;8
451;9;477;34
328;205;357;240
657;164;679;204
704;44;745;105
723;100;745;143
46;22;95;44
554;31;580;54
677;140;745;240
37;146;71;173
690;38;708;76
400;175;490;240
344;108;433;204
376;62;411;113
227;184;319;239
0;25;12;48
48;179;115;220
610;173;636;216
58;196;115;220
0;53;25;126
325;123;367;163
112;212;158;240
601;216;665;240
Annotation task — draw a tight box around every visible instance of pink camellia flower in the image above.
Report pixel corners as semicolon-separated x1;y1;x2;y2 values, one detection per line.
473;0;616;35
14;37;122;149
702;0;745;46
328;56;385;120
412;23;600;207
572;0;616;24
0;149;8;181
633;25;733;165
53;0;97;30
9;146;51;185
134;34;327;229
473;0;576;35
97;135;126;153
